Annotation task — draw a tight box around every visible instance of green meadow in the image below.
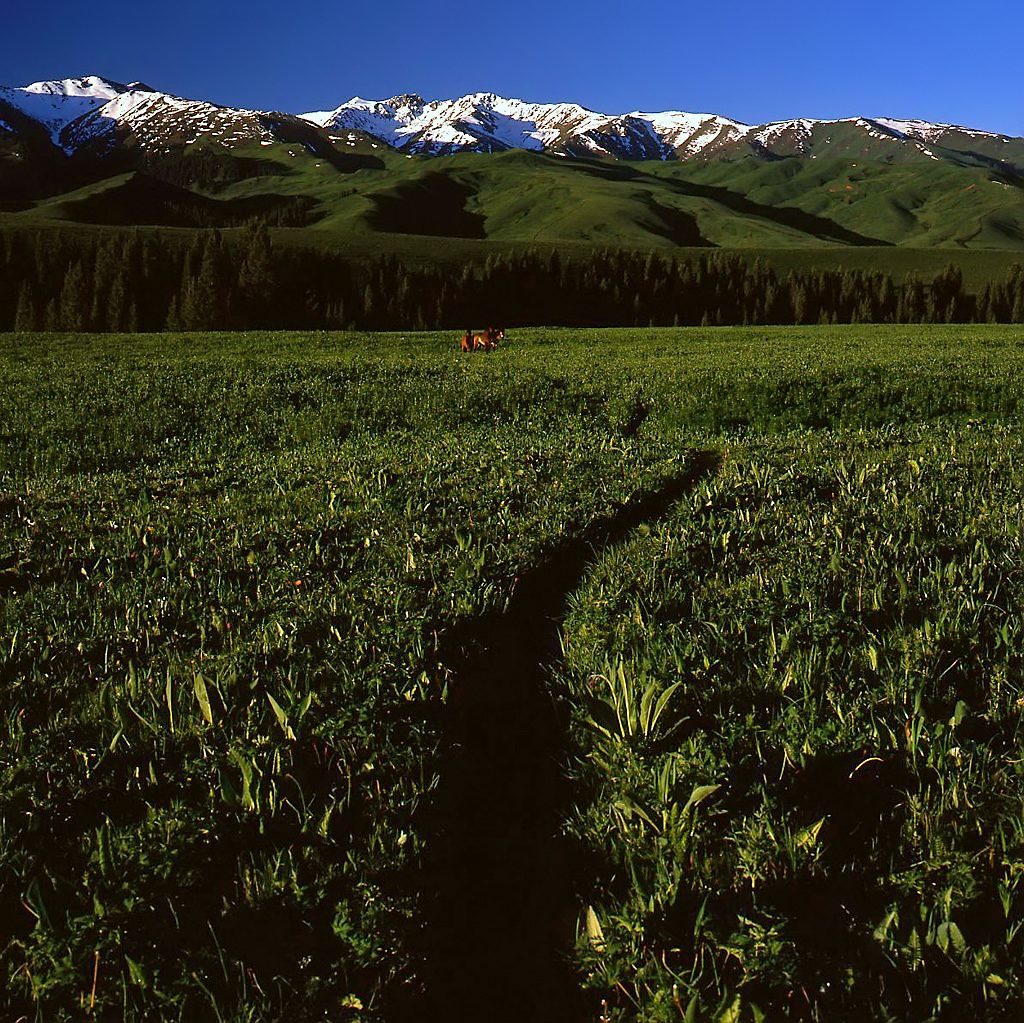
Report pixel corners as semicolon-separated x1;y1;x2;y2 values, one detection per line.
2;325;1024;1021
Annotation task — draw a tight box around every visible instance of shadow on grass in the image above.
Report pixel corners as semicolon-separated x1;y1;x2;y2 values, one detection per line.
406;451;722;1023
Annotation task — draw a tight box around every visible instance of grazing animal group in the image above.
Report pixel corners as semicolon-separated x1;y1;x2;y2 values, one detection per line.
460;327;506;353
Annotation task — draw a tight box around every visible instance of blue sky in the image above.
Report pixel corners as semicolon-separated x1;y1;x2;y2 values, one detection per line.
3;0;1020;135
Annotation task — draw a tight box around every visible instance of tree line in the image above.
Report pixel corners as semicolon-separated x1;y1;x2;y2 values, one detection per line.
1;225;1023;332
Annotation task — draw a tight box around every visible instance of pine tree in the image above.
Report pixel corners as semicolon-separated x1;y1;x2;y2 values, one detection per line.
165;294;182;332
196;232;228;329
59;261;89;332
362;283;375;327
108;272;128;332
237;221;274;327
14;281;36;332
1013;287;1024;325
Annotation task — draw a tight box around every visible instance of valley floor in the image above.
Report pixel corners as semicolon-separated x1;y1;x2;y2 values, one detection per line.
2;326;1023;1021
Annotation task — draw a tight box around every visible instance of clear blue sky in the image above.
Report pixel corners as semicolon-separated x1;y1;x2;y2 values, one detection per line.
3;0;1020;135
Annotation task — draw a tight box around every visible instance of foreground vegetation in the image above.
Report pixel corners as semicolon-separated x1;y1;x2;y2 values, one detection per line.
566;428;1024;1020
2;326;1024;1021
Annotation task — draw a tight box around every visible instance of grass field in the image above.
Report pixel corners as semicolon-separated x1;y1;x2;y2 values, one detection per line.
2;326;1024;1021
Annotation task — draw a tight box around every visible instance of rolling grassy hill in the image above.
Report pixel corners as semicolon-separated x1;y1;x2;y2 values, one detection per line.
674;157;1024;248
5;138;1023;255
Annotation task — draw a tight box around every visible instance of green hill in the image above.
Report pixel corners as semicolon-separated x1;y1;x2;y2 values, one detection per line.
6;138;1023;254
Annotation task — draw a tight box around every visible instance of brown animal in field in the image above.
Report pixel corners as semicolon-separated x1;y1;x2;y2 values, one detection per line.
459;326;506;352
472;326;505;352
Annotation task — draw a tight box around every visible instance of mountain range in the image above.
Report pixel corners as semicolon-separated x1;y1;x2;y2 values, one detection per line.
304;92;1024;167
2;75;1023;250
3;75;1021;165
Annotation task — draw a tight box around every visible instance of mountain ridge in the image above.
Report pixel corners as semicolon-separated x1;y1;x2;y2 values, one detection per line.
1;75;1021;168
302;90;1020;163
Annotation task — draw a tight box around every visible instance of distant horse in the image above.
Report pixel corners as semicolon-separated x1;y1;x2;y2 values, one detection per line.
458;326;506;353
472;326;505;352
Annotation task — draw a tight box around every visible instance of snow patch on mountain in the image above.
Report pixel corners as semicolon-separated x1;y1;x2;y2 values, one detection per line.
302;90;1014;160
303;94;429;146
631;111;747;156
747;118;838;152
23;75;127;100
59;88;284;155
872;117;1002;142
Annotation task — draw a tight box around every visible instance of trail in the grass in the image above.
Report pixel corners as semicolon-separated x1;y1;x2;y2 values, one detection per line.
415;450;722;1023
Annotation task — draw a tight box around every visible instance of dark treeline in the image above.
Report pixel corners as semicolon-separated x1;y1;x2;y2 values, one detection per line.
1;224;1023;331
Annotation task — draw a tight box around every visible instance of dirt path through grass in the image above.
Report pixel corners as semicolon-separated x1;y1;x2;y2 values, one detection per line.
415;451;722;1023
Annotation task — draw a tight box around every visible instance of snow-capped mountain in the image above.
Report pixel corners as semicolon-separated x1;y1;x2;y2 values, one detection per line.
0;76;343;159
1;74;1021;172
301;91;1020;164
59;87;331;157
302;92;751;159
0;76;140;143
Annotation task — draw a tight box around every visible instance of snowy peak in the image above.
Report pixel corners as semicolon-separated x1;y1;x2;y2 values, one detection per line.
59;87;259;154
0;75;135;142
630;110;748;154
59;87;335;158
304;93;431;148
21;75;130;100
0;75;336;158
301;92;697;157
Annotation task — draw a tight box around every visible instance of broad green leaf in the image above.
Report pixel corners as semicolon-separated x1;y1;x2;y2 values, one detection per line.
585;906;605;952
937;920;966;955
873;909;898;942
229;748;255;810
193;672;214;726
649;681;683;734
126;955;148;988
613;795;657;829
716;995;742;1023
796;817;825;850
682;783;721;815
267;693;296;739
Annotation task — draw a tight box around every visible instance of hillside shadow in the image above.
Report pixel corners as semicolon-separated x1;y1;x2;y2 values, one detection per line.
49;173;322;228
366;172;486;238
646;199;716;246
405;451;722;1023
662;176;892;246
567;157;890;246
